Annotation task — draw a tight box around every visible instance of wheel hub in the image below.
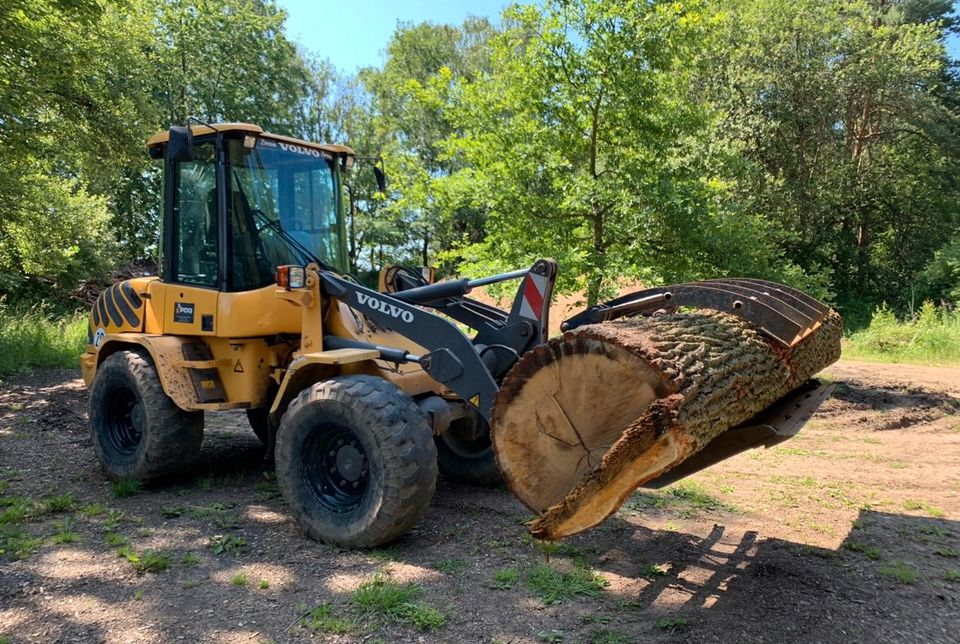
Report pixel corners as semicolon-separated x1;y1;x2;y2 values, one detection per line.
335;444;364;482
303;426;370;513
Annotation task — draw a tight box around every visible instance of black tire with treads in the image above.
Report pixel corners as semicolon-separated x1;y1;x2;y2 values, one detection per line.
88;349;203;481
436;414;502;487
275;375;437;548
246;408;270;445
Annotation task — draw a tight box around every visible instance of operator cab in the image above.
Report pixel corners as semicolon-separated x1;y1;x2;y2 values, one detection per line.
147;123;355;292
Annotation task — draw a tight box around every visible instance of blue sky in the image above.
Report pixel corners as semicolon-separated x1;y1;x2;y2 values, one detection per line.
276;1;959;72
277;0;512;72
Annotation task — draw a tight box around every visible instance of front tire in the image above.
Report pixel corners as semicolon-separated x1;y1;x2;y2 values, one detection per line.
88;349;203;482
275;375;437;548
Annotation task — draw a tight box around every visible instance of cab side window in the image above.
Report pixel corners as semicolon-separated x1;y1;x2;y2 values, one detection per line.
173;143;217;286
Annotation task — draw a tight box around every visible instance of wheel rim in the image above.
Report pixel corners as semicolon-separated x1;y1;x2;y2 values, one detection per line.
103;385;143;456
302;423;370;513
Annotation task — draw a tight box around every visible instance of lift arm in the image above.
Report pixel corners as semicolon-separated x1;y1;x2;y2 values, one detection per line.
317;259;556;419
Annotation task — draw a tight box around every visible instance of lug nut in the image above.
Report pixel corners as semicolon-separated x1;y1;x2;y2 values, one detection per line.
352;481;359;488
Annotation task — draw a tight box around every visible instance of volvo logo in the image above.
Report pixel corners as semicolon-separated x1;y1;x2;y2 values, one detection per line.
277;141;323;158
356;292;414;323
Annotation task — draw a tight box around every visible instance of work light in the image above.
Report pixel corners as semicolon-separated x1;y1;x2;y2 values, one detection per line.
277;265;306;289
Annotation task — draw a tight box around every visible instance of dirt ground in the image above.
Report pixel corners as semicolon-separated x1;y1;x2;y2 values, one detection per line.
1;359;958;643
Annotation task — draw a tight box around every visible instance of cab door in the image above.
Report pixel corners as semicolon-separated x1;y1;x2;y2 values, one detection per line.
161;138;221;336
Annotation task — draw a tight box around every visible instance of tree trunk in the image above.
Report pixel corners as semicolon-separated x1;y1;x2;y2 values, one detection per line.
491;309;842;539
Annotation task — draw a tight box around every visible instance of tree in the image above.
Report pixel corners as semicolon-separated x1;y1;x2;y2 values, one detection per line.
357;18;497;272
433;1;731;305
700;0;960;323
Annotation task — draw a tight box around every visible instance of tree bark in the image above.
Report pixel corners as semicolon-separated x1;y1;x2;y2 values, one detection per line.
491;309;842;540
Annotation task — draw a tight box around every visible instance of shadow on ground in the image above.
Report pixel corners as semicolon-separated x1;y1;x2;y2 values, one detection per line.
1;369;959;643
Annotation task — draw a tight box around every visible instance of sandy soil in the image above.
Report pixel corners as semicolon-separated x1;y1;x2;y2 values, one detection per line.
0;359;958;643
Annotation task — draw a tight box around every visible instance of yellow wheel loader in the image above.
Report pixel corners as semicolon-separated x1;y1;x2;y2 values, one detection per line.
82;123;842;547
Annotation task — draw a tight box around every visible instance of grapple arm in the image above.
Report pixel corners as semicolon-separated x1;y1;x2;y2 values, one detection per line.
560;278;830;348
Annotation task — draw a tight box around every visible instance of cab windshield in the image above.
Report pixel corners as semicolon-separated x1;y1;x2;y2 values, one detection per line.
227;137;345;291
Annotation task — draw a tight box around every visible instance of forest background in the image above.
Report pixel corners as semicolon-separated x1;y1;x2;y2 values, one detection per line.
2;0;959;366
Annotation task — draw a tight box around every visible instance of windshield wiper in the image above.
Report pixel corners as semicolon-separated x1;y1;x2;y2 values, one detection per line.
231;170;332;271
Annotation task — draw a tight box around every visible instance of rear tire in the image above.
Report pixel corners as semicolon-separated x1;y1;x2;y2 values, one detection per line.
247;408;270;445
275;375;437;548
436;414;502;487
88;349;203;482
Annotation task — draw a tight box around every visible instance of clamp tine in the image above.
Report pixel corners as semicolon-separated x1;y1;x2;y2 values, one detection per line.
669;283;803;347
704;279;817;325
724;278;829;318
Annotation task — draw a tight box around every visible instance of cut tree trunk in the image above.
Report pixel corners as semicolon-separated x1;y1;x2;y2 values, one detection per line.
491;309;842;540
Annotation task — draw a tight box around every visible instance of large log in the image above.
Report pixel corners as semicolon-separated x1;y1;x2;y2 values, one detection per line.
491;309;842;540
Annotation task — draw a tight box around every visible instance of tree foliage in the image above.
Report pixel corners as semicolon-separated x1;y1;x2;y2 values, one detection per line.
0;0;958;323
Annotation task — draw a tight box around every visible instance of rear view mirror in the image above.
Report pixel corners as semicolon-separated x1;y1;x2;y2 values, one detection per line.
166;125;195;163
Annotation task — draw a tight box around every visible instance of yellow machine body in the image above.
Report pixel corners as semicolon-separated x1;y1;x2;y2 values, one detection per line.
80;123;437;418
81;271;438;414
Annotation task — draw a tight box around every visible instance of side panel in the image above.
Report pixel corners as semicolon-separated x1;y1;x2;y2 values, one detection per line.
218;285;302;337
160;284;220;336
88;333;282;411
144;279;166;334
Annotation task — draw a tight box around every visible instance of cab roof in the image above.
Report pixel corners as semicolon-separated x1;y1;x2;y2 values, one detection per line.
146;122;355;161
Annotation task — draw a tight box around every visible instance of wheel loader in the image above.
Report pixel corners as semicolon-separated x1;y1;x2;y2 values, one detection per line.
81;122;842;547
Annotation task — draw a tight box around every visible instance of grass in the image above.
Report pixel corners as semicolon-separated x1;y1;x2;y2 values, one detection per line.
435;558;469;574
525;563;608;604
627;480;737;517
181;552;200;566
44;492;76;513
188;503;241;530
208;534;246;554
843;302;960;365
104;532;128;547
302;603;356;634
903;500;946;518
491;567;520;590
0;496;43;525
879;561;919;585
349;573;446;631
934;547;958;558
117;547;170;573
0;305;87;377
103;508;124;531
0;527;43;560
52;516;79;544
111;480;141;498
944;569;960;582
645;563;670;576
252;481;281;500
231;573;247;586
655;617;689;631
80;502;105;517
257;579;269;589
843;542;882;560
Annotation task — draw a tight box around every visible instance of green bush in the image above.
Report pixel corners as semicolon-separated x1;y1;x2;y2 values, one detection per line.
0;304;87;377
843;301;960;365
